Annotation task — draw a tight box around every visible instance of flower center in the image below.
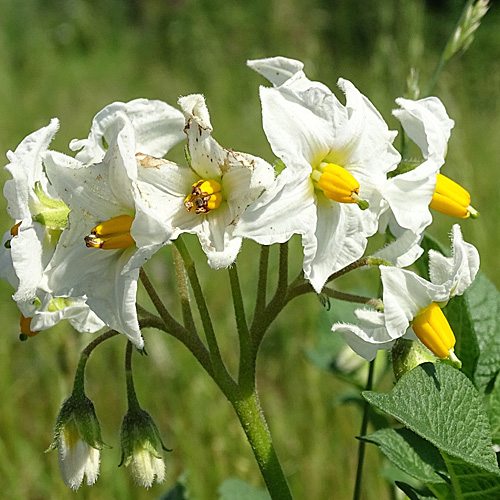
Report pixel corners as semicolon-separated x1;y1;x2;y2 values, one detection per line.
184;179;222;214
311;163;369;210
85;214;135;250
412;302;458;361
430;173;479;219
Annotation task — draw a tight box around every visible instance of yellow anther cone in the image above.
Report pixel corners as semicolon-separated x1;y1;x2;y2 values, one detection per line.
412;302;455;359
430;174;477;219
184;179;223;214
318;164;360;204
85;214;135;250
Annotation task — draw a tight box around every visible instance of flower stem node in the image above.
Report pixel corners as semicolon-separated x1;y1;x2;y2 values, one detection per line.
47;394;108;490
313;163;369;210
412;302;459;363
184;179;222;214
119;408;169;488
430;173;478;219
85;214;135;250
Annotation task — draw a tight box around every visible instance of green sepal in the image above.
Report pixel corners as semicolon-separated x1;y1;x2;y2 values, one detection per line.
32;181;70;230
391;338;436;381
119;407;170;468
46;394;109;452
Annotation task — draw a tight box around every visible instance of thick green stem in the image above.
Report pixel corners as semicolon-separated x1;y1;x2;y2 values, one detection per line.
228;264;253;392
232;391;292;500
353;359;376;500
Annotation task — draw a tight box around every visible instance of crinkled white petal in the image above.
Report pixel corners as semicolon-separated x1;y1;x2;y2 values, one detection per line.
172;94;274;267
305;197;371;292
3;118;60;221
259;85;336;169
59;435;100;490
70;99;185;164
332;309;395;361
373;230;423;268
0;232;18;286
335;79;399;178
247;56;333;95
234;168;317;245
393;97;454;160
178;95;229;179
247;56;306;87
10;224;45;302
29;292;105;333
381;159;438;235
43;115;175;347
45;211;144;347
428;224;480;297
381;266;448;339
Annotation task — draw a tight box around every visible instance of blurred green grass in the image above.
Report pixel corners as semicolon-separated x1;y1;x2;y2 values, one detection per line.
1;0;499;498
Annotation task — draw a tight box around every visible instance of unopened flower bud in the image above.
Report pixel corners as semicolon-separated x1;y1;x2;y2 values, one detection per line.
46;394;108;490
119;408;169;488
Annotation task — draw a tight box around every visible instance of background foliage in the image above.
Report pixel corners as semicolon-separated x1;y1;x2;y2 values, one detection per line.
0;0;499;499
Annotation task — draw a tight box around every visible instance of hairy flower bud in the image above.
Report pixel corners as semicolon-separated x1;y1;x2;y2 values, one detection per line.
46;394;108;490
119;408;170;488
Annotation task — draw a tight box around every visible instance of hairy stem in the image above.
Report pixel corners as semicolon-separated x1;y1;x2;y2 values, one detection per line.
254;245;270;320
139;267;213;377
173;244;197;332
232;391;293;500
172;239;236;393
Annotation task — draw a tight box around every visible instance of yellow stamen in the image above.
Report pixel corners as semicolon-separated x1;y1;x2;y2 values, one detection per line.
10;221;22;237
430;173;478;219
412;302;456;360
184;179;222;214
313;163;369;210
85;214;135;250
20;315;40;337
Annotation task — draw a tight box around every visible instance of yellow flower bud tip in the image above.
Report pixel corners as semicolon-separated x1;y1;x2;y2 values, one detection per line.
412;302;456;359
313;163;369;208
85;214;135;250
20;315;40;337
430;173;474;219
184;179;223;214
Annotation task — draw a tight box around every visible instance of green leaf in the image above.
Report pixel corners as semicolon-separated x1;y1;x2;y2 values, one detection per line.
436;452;500;500
217;478;270;500
363;363;499;475
485;374;500;445
443;294;479;381
361;428;447;483
465;271;500;390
